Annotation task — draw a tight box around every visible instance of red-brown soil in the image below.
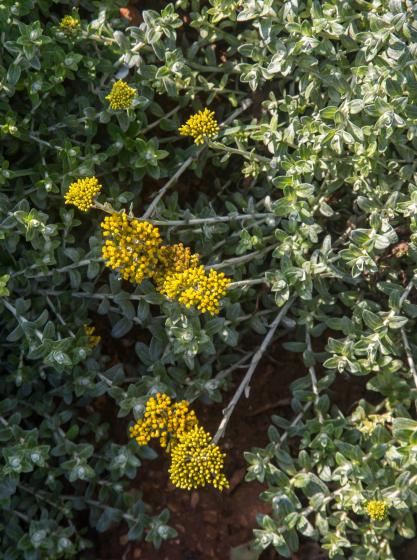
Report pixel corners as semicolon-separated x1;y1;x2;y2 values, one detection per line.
95;334;370;560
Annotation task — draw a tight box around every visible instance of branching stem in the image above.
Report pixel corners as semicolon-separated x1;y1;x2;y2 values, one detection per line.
94;201;273;226
208;243;277;270
209;141;271;163
228;278;265;289
212;297;295;444
278;402;313;446
400;274;417;307
305;329;323;421
142;151;205;219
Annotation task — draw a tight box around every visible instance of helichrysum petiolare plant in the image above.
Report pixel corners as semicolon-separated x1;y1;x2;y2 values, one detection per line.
3;0;417;559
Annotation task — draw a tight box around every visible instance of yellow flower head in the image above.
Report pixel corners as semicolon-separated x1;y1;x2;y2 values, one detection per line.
154;243;200;289
59;15;80;31
84;325;101;348
366;500;389;521
129;393;198;449
358;413;392;437
169;425;229;490
160;265;230;315
106;80;136;110
101;214;162;285
64;176;102;212
179;108;220;145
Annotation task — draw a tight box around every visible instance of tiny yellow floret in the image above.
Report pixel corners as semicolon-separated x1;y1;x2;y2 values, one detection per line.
106;80;136;110
64;176;102;212
366;500;389;521
179;108;220;145
169;425;229;491
129;393;198;448
84;325;101;348
60;15;80;30
101;213;162;285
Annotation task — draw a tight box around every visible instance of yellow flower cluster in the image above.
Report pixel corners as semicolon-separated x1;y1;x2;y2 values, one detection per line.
179;108;220;145
366;500;389;521
169;425;229;491
64;176;102;212
129;393;197;448
106;80;136;110
101;213;161;285
84;325;101;348
100;215;230;315
130;394;228;491
159;265;231;315
59;15;80;30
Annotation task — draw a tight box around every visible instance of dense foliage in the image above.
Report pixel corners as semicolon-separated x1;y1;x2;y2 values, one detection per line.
2;0;417;558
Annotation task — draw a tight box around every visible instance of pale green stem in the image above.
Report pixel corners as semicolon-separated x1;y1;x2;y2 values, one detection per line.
188;61;234;73
45;296;76;337
229;308;295;329
19;484;75;527
142;149;205;219
6;509;29;523
62;496;137;523
115;41;145;67
214;352;254;382
28;134;63;151
3;300;43;341
399;274;417;307
208;141;271;163
81;32;116;45
40;289;144;302
306;329;323;422
93;201;273;225
208;243;277;270
278;402;313;446
213;297;295;444
189;85;246;95
228;278;266;289
139;105;181;135
24;258;101;279
160;212;274;226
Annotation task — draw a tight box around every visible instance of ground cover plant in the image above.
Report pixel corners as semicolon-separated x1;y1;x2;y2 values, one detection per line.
2;0;417;558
